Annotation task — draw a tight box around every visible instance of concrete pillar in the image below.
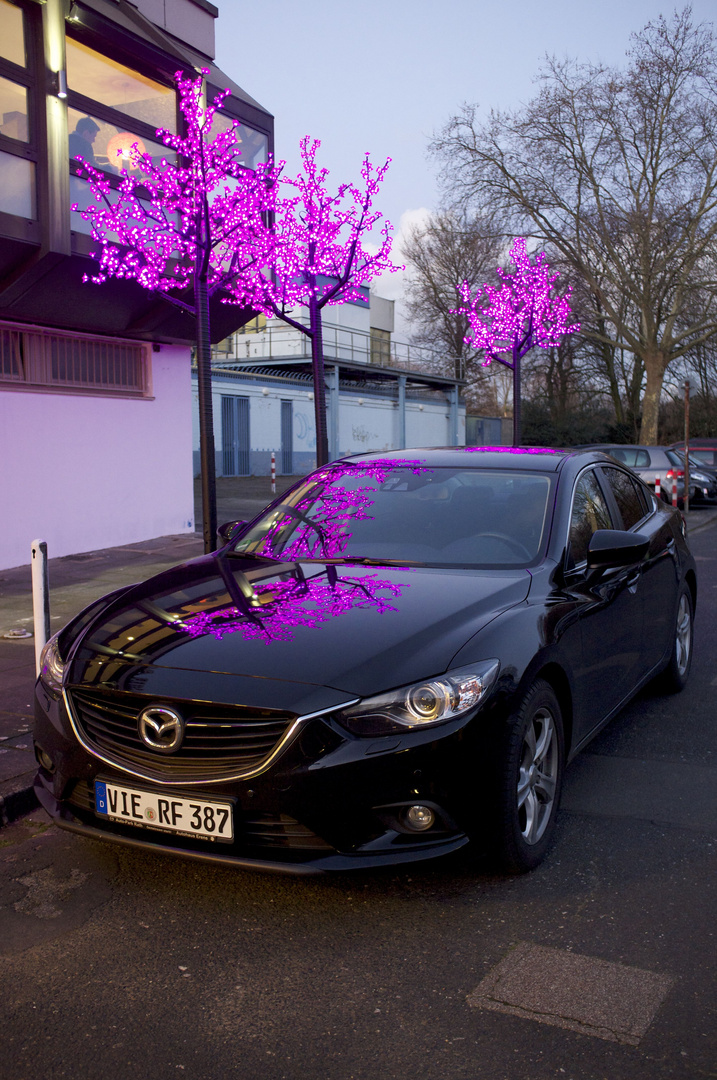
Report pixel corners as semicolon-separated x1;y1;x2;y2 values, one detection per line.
398;375;406;449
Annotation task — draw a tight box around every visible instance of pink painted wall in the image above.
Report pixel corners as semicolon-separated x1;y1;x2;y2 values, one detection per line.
0;345;195;570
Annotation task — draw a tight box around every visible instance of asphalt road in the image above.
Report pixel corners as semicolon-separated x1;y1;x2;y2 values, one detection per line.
1;525;715;1080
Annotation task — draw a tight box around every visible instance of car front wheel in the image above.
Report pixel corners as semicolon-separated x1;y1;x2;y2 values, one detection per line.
494;679;564;873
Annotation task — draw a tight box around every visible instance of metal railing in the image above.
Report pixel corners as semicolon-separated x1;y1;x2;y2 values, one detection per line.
212;323;458;379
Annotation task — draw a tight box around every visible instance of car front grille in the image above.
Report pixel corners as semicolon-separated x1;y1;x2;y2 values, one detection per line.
66;688;296;783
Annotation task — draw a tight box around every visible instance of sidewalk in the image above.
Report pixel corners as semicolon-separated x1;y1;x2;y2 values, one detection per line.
1;478;716;827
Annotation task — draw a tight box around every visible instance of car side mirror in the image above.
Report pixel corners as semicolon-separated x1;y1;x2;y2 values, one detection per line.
587;529;649;570
217;520;247;544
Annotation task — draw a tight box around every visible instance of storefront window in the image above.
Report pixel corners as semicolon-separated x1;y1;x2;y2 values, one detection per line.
0;148;34;217
66;39;176;133
0;0;25;68
0;74;28;141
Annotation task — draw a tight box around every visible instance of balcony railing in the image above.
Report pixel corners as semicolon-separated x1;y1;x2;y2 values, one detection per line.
212;323;459;379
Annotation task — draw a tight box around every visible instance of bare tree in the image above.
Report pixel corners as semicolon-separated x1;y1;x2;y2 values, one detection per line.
402;209;502;381
432;8;717;444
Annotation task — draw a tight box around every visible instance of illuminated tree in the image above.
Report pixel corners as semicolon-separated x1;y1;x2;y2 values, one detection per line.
226;137;402;467
453;238;579;445
73;70;279;553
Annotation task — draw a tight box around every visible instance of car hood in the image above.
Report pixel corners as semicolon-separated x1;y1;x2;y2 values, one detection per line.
68;553;531;704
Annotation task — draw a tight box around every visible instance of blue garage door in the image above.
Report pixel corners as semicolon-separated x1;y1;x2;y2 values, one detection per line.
221;395;250;476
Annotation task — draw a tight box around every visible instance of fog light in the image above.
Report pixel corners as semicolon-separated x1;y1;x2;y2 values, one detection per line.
404;805;435;832
36;746;55;773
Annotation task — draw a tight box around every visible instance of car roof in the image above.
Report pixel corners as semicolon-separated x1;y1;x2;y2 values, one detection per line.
340;446;617;473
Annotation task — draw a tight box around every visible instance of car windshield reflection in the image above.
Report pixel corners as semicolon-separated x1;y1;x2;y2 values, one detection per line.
232;462;552;567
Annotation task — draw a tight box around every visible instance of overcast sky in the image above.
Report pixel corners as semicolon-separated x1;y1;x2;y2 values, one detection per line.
214;1;716;332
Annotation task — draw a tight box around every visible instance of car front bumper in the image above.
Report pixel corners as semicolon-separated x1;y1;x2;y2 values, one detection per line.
33;684;494;873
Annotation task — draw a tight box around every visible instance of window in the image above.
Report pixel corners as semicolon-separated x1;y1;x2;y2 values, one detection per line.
601;467;648;530
0;0;36;219
0;323;150;396
568;470;613;568
0;0;24;67
65;39;176;133
609;447;650;468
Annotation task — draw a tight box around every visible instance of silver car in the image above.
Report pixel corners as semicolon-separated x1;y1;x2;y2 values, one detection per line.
583;445;716;504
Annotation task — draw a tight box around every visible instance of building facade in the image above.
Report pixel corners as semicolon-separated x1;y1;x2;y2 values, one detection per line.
198;292;467;477
0;0;272;569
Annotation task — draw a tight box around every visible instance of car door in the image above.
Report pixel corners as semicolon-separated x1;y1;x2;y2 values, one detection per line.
562;466;645;741
599;464;678;671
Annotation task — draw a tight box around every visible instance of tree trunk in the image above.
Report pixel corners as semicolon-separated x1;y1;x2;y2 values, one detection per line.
308;288;329;467
639;354;667;445
195;267;218;553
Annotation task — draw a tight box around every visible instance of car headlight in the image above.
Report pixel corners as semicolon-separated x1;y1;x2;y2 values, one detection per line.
335;660;500;736
39;633;65;696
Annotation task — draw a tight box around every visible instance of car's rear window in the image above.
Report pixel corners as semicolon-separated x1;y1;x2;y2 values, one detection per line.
232;464;552;567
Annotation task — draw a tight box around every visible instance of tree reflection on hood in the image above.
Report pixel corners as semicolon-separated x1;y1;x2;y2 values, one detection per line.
178;562;408;644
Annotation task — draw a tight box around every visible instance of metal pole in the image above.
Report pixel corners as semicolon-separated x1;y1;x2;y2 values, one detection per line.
271;451;276;494
31;539;50;676
684;380;690;514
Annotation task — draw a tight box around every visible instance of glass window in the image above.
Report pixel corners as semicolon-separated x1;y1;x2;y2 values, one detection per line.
66;39;176;132
67;107;173;172
233;466;551;567
0;148;34;216
210;111;268;169
602;467;647;530
568;470;613;568
0;0;25;67
0;74;27;141
692;449;717;466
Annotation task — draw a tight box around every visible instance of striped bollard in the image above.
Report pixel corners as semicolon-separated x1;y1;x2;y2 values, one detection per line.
655;475;661;499
672;476;678;508
271;451;276;495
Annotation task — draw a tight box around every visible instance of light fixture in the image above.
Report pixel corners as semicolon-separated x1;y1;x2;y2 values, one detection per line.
53;70;68;99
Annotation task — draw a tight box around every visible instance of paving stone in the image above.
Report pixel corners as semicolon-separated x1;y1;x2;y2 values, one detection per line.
468;941;674;1046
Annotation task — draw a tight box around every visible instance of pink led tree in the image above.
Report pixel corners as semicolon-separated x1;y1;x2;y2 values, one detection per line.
73;70;279;553
225;137;402;467
453;238;579;445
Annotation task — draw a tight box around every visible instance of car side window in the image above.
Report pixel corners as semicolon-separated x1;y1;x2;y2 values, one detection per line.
567;470;613;569
601;467;647;530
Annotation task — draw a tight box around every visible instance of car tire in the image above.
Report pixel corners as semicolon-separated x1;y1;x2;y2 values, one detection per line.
493;679;564;874
658;584;693;694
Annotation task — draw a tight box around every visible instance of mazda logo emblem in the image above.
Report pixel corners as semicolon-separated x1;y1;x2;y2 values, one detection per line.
138;705;185;754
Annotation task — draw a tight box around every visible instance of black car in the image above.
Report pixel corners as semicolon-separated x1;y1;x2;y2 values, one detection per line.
33;448;696;875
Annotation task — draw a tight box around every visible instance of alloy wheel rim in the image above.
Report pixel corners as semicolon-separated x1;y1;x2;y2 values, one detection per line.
675;594;691;676
517;708;559;846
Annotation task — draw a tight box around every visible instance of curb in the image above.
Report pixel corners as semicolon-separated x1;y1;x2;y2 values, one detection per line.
0;775;38;828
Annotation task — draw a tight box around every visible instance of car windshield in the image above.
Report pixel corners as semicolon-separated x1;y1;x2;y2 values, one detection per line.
231;463;552;567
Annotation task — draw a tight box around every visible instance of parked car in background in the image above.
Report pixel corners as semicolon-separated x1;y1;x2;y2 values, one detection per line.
33;448;696;877
583;445;715;504
670;440;717;470
664;449;717;503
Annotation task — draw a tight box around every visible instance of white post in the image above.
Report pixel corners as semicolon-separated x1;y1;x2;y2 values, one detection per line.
271;451;276;494
31;539;50;676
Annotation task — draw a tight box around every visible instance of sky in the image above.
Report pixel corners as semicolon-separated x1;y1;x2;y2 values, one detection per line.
214;0;716;334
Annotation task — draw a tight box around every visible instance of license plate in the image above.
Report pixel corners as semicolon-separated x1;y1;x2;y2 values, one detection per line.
95;780;234;842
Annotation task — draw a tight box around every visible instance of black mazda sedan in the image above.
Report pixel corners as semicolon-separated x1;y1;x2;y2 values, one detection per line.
33;448;696;874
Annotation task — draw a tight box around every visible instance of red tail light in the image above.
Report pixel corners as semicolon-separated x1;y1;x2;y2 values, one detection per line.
665;469;684;479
